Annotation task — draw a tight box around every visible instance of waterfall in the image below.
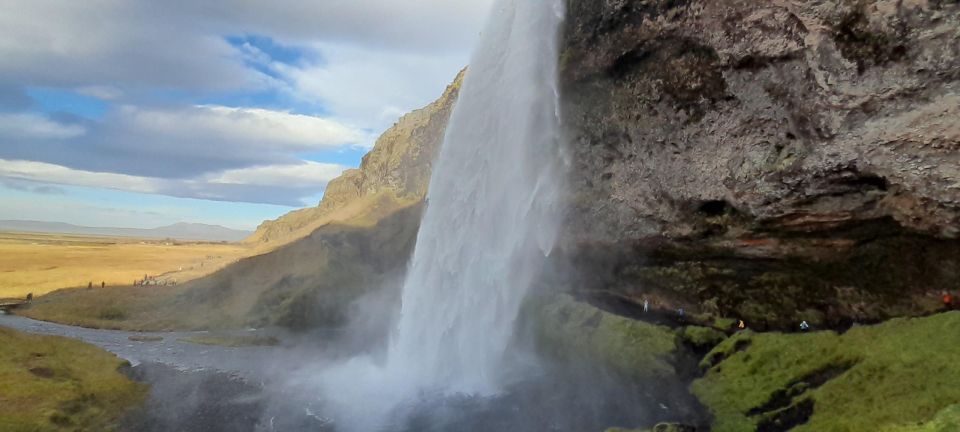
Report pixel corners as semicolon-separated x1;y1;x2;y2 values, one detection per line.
318;0;566;428
387;0;566;395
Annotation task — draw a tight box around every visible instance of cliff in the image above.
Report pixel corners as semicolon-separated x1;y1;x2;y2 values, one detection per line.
246;69;465;247
559;0;960;329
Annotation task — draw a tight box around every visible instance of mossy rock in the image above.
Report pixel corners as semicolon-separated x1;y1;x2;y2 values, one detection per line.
692;312;960;431
533;294;679;381
678;326;727;352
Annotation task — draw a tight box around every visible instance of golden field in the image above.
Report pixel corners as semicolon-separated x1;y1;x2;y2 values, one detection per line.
0;231;249;299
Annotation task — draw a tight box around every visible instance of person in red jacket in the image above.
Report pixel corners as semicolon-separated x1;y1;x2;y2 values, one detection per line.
943;291;954;310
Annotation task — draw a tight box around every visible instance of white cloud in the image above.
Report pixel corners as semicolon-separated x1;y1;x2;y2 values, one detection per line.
0;158;346;206
0;113;86;139
0;0;492;213
75;86;123;100
117;105;366;151
281;42;467;138
0;1;264;91
0;105;368;180
0;0;492;92
0;159;159;193
210;161;347;187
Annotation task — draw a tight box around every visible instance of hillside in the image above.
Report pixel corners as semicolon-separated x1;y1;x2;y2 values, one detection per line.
246;69;466;248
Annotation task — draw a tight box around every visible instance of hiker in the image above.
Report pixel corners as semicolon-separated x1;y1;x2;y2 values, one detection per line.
737;319;746;331
800;321;810;332
88;281;93;289
25;293;32;302
943;291;954;310
101;281;105;288
677;307;685;323
643;298;650;313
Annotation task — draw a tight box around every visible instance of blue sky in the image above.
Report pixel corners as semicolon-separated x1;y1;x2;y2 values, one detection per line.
0;0;492;230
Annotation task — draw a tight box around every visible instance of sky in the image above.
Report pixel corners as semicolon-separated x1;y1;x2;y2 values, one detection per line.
0;0;493;230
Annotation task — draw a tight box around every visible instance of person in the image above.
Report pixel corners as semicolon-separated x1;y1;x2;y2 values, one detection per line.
88;281;92;289
800;321;810;332
25;293;32;302
643;298;650;313
943;291;954;310
737;320;746;330
101;281;105;288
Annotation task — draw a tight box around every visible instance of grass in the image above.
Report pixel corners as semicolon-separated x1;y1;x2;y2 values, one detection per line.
534;294;680;380
0;231;248;299
0;327;146;431
882;405;960;431
18;196;421;332
177;334;279;347
17;284;195;331
127;335;163;343
692;312;960;432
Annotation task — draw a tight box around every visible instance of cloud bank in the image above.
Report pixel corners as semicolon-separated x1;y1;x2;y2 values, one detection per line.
0;0;492;206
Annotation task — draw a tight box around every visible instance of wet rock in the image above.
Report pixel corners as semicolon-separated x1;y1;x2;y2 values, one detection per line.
559;0;960;329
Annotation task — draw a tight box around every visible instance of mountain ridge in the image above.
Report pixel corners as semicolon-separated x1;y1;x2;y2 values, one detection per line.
245;68;466;247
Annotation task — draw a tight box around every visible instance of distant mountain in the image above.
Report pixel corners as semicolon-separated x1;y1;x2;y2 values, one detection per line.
0;220;251;242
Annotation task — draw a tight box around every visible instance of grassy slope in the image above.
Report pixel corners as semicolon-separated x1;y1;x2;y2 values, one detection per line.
0;327;146;431
692;312;960;432
19;195;420;331
0;231;246;298
533;294;680;380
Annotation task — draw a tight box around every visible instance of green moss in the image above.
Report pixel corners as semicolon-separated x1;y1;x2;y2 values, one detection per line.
127;335;163;342
692;312;960;431
178;334;279;347
713;317;737;331
534;294;679;380
0;327;146;431
678;326;727;351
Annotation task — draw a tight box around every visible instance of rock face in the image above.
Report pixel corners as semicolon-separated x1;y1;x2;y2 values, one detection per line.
247;69;465;245
560;0;960;329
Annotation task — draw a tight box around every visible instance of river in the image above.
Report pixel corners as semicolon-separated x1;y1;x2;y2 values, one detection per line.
0;311;684;432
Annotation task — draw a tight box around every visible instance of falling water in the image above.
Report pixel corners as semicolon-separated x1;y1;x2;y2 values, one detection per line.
317;0;566;428
387;0;566;395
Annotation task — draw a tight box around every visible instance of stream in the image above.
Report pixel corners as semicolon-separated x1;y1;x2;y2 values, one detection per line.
0;312;343;431
0;312;695;431
0;312;288;376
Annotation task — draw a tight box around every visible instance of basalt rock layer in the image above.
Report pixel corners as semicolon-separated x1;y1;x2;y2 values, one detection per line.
560;0;960;329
